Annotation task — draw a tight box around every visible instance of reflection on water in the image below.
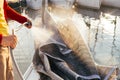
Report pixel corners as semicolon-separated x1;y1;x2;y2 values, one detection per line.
84;12;120;66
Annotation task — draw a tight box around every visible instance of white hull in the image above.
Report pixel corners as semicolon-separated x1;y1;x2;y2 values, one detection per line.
76;0;101;9
77;0;120;9
26;0;42;10
26;0;120;10
102;0;120;8
50;0;75;8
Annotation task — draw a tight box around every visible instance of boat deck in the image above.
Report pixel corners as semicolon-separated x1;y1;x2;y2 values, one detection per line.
8;1;120;80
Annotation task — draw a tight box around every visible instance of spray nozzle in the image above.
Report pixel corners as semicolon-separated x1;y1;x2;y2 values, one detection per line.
24;21;32;27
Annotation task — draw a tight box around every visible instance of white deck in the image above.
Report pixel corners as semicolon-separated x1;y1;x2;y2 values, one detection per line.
23;64;40;80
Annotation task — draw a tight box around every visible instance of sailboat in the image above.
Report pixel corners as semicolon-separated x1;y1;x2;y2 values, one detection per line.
8;0;120;80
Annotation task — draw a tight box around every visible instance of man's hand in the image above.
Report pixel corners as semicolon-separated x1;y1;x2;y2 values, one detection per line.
1;35;17;49
24;19;32;29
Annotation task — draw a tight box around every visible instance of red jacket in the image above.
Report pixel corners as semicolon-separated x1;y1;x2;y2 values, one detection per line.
0;0;28;44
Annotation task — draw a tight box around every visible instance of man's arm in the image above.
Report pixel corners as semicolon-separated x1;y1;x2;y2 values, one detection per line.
4;0;32;28
4;0;27;23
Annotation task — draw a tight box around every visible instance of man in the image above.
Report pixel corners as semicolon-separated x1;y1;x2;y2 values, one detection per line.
0;0;32;80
